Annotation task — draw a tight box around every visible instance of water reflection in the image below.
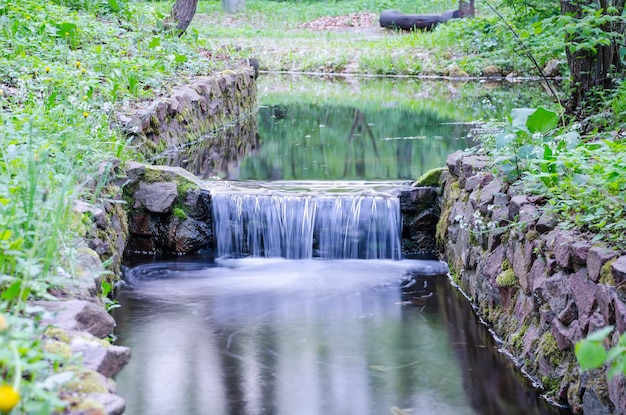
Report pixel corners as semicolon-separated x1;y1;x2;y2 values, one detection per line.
114;258;570;415
154;75;552;181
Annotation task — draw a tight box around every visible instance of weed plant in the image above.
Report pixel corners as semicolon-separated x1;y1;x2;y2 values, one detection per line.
0;0;233;412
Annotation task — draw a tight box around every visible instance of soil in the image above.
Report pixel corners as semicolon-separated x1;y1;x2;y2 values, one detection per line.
297;12;379;31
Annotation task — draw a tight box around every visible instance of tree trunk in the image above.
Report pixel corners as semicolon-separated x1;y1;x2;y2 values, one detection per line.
459;0;474;18
170;0;198;35
222;0;245;14
561;0;625;115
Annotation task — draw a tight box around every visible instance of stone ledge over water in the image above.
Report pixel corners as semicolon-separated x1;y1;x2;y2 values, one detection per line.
439;149;626;414
116;64;258;161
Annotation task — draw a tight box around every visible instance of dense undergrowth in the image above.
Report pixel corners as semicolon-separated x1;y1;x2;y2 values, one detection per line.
0;0;624;412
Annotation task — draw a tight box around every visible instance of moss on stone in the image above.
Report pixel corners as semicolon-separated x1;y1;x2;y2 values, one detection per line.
43;340;73;360
436;179;460;248
538;331;561;367
44;327;72;343
64;367;109;394
414;167;446;187
496;269;517;287
599;258;617;285
173;207;188;220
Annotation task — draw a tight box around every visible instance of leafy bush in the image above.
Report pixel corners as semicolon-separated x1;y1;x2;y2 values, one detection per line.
576;326;626;380
486;107;626;249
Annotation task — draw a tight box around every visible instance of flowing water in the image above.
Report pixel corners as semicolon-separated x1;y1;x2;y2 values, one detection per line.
115;76;571;414
114;258;569;415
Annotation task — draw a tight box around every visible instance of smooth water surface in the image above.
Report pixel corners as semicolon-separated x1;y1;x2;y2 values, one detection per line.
167;75;552;181
114;258;570;415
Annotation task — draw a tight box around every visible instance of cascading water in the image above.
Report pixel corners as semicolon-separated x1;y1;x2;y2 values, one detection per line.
211;192;402;259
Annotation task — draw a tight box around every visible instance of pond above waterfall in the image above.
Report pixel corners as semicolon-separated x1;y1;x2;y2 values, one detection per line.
153;74;554;181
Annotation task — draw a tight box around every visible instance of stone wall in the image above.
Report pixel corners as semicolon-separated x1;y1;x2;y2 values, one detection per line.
438;150;626;414
116;65;258;161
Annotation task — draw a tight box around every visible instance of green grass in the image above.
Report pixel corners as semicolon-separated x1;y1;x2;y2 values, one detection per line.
187;0;565;76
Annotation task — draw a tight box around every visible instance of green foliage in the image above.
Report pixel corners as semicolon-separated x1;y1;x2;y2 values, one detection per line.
576;326;626;380
486;106;625;249
0;312;74;415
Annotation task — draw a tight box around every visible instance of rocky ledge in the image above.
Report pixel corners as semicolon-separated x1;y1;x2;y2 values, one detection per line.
439;150;626;414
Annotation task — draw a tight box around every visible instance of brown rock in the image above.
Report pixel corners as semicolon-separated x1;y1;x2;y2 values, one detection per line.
570;268;597;331
587;247;618;282
554;232;574;270
71;337;131;378
509;195;529;221
536;209;558;233
35;300;115;339
612;256;626;284
551;318;582;350
571;241;591;265
134;182;178;213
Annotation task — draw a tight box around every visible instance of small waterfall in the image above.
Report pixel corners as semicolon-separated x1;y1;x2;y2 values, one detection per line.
211;193;402;259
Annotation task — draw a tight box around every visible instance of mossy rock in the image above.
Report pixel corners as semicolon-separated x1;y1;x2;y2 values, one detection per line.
43;340;73;360
64;367;111;394
414;167;446;187
496;269;517;287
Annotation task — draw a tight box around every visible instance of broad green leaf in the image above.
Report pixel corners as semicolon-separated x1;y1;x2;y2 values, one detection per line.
495;132;515;149
576;340;607;369
148;37;161;49
511;108;535;133
108;0;121;12
527;107;559;134
587;325;614;342
1;279;21;300
175;54;188;63
606;345;625;362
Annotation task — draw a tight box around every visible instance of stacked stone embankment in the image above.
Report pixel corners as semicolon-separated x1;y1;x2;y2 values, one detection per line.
439;150;626;414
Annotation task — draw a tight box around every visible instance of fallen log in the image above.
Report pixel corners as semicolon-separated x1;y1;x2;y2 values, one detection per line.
379;9;460;31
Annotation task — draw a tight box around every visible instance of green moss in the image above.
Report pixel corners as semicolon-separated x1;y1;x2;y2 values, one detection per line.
43;340;73;360
64;367;109;394
541;375;560;395
538;331;561;366
414;167;446;187
173;207;188;220
510;322;529;350
496;269;517;287
44;327;72;343
599;258;617;285
436;178;461;248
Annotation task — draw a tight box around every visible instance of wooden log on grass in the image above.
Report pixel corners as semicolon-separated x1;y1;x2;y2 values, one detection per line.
379;9;460;31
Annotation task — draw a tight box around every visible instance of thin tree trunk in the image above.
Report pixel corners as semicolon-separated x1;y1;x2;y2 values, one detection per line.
459;0;474;18
170;0;198;35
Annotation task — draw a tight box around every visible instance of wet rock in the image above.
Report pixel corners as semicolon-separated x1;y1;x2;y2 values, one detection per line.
612;255;626;284
508;195;529;221
446;150;463;176
128;212;153;236
481;65;502;77
483;245;506;284
542;271;571;315
464;174;483;192
461;155;490;180
518;203;539;228
587;311;607;334
614;295;626;333
554;232;574;270
582;387;612;415
571;241;591;265
569;268;597;331
133;182;178;213
524;257;546;295
608;375;626;415
587;247;618;282
551;318;581;350
71;337;131;378
35;300;115;339
478;176;502;213
557;299;578;325
84;393;125;415
536;209;558;234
